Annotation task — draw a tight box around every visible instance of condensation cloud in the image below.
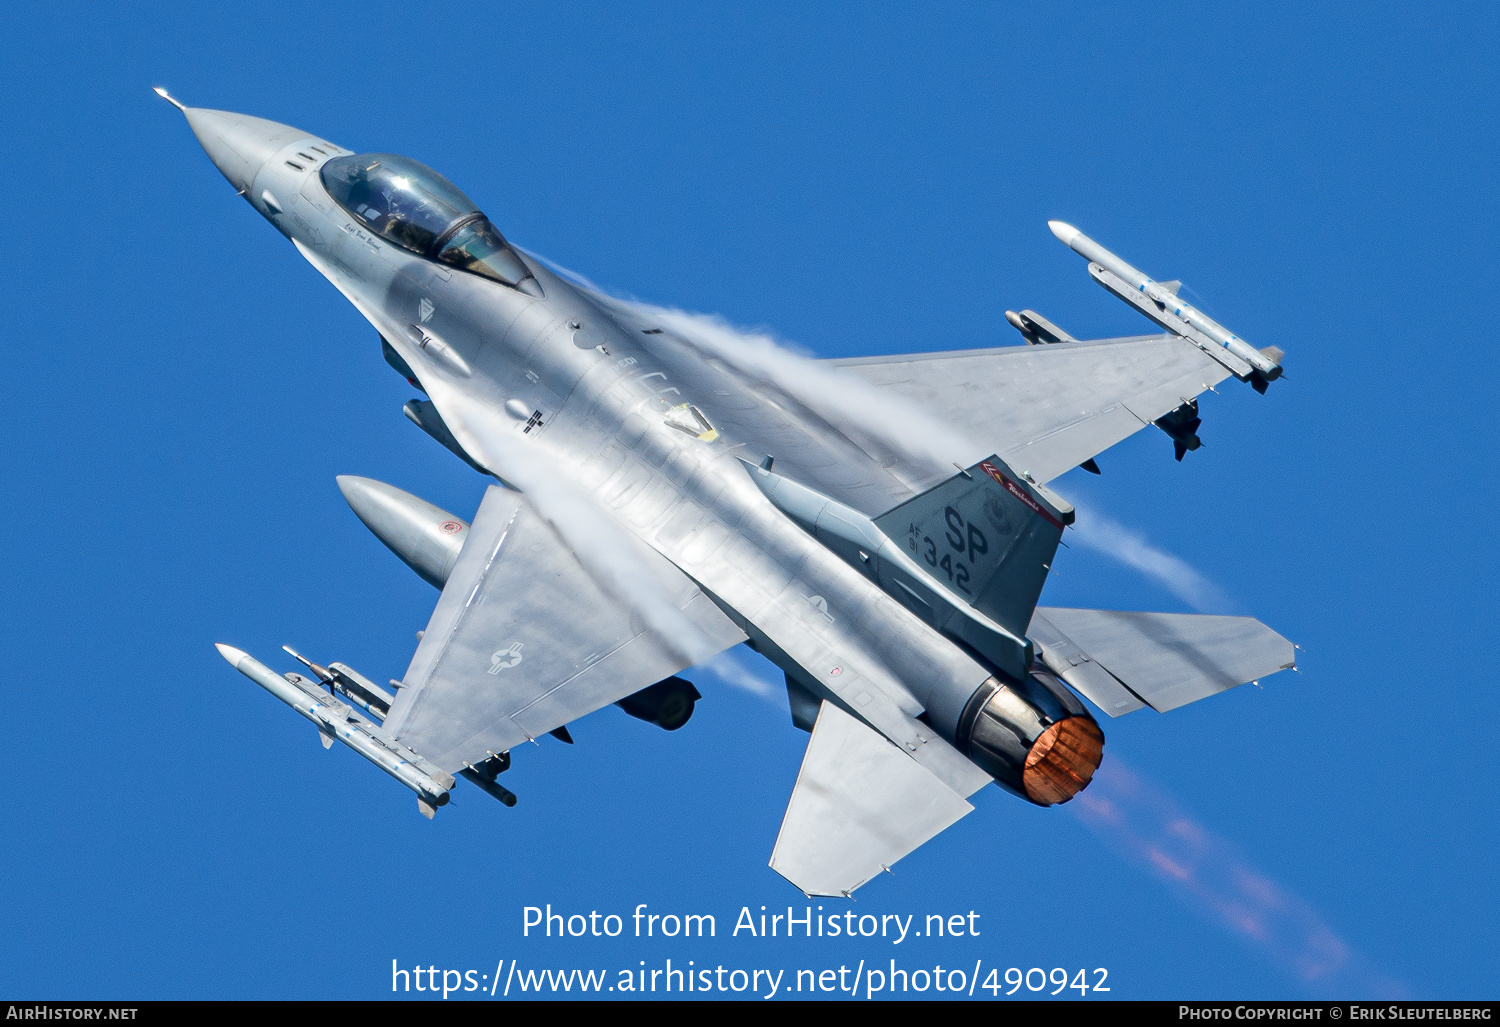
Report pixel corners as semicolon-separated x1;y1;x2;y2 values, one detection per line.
634;304;981;480
520;250;980;483
420;376;720;667
703;650;784;703
1067;498;1234;613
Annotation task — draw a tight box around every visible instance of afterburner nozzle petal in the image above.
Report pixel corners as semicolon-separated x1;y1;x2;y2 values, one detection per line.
1022;716;1104;805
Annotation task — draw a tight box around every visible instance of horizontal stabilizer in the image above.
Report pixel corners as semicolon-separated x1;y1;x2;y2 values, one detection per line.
1028;607;1295;716
770;700;974;896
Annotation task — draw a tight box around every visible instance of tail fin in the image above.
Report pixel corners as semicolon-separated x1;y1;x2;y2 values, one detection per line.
874;455;1073;639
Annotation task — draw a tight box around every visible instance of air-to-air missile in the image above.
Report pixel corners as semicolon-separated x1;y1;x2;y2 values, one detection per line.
1047;220;1283;390
214;643;456;816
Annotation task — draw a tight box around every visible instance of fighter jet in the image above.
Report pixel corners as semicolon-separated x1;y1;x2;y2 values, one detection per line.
164;91;1296;896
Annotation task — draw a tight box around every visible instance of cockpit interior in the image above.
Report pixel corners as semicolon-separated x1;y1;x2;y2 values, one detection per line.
321;154;541;296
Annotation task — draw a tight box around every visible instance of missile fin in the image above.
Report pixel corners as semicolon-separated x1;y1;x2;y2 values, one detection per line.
417;798;437;819
318;727;335;749
1158;280;1182;295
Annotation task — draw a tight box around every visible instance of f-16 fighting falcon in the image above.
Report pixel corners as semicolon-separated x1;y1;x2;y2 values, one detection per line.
163;90;1296;897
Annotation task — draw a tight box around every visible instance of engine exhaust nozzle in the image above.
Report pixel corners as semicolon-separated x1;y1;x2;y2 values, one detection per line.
957;670;1104;806
1022;716;1104;805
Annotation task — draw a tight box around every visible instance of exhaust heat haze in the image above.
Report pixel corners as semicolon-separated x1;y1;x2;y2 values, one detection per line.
1073;759;1405;997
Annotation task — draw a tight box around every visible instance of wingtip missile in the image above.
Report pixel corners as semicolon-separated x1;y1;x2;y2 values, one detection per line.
216;643;454;812
1045;220;1282;385
1047;220;1080;246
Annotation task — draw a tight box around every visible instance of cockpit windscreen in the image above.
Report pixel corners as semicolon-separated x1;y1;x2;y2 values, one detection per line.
320;154;538;292
436;218;534;287
322;154;474;254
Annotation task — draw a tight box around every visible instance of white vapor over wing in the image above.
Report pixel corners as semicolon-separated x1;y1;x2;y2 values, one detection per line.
1073;759;1405;997
519;247;603;294
635;304;982;481
703;649;785;704
520;247;985;488
1068;498;1233;613
420;376;721;667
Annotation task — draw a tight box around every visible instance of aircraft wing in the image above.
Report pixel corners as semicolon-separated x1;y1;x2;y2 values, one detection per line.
381;485;747;772
770;700;975;896
829;335;1233;484
1028;607;1297;717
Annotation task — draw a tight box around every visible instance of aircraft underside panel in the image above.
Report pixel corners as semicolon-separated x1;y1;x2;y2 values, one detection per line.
382;485;746;772
1028;607;1297;715
828;335;1234;484
770;700;974;897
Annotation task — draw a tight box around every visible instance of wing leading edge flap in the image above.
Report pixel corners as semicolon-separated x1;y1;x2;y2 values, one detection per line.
1028;607;1296;716
382;485;747;772
770;700;975;897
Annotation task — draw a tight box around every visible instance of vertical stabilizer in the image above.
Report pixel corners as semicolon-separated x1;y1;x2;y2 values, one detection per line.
874;455;1072;639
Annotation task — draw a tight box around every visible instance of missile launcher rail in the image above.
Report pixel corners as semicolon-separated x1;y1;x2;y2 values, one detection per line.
1087;263;1255;378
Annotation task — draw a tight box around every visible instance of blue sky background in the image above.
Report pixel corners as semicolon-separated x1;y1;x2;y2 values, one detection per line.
0;1;1496;1000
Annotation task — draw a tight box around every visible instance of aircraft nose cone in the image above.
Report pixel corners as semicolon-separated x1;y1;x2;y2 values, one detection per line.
181;108;310;194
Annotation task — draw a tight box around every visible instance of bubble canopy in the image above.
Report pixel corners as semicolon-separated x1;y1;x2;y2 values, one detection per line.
320;154;537;292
